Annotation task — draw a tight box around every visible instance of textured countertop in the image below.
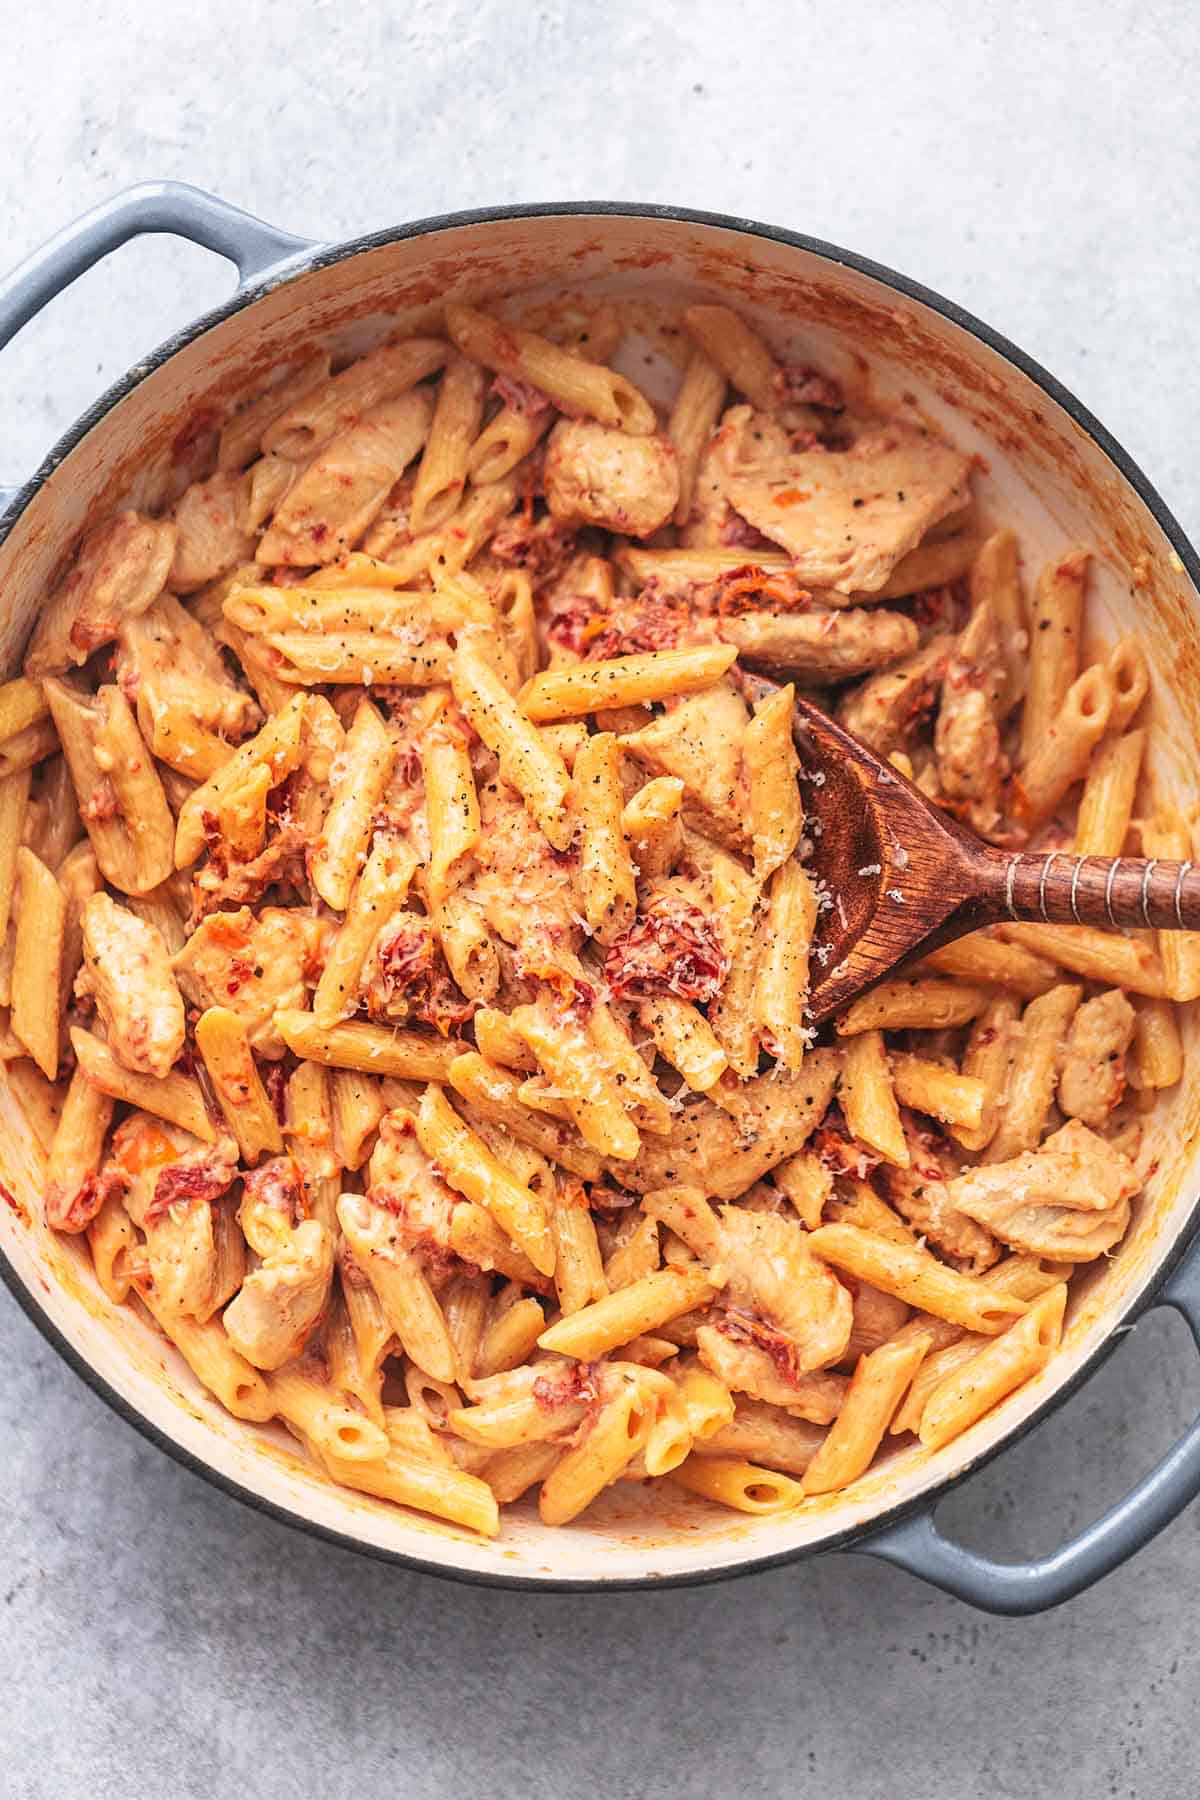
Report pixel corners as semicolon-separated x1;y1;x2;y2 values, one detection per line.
3;3;1200;1794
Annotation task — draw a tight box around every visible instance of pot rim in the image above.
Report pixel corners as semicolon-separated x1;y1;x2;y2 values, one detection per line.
2;197;1199;1591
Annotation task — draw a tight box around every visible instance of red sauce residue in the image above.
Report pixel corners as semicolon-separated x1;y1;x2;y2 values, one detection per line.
613;248;674;271
0;1180;29;1226
171;408;219;464
774;365;844;411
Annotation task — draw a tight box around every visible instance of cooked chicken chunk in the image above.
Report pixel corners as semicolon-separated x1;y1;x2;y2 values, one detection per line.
680;411;791;548
884;1120;999;1274
716;1206;852;1371
1058;989;1136;1127
111;1113;240;1318
934;600;1006;833
222;1219;333;1369
544;420;679;538
838;635;955;755
722;606;920;681
173;906;325;1057
27;511;177;676
694;1324;848;1420
610;1050;839;1199
169;471;257;592
713;407;971;594
117;594;261;746
946;1119;1139;1261
258;390;435;566
468;779;583;952
77;893;186;1078
366;1108;461;1277
620;682;750;848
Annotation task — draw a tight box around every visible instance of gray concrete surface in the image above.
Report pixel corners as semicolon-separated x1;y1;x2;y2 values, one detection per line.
3;1;1200;1793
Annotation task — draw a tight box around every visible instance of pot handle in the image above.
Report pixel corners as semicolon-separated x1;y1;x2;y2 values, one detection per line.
0;180;316;355
0;181;317;511
848;1240;1200;1614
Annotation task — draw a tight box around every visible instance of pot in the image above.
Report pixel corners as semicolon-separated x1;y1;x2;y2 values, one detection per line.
2;182;1199;1615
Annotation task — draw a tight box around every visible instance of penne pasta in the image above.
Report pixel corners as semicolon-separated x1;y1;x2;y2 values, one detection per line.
537;1266;716;1361
668;348;726;526
573;731;637;943
753;860;818;1069
807;1225;1028;1333
1020;547;1089;761
416;1083;556;1278
801;1334;931;1496
1074;727;1146;857
274;1011;466;1082
194;1007;283;1163
409;352;487;534
446;303;656;434
11;849;66;1079
521;644;738;722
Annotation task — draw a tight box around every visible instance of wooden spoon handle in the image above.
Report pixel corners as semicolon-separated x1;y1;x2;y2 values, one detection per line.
990;852;1200;931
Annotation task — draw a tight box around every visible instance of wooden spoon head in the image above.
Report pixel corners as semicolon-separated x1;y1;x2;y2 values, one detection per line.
791;697;992;1022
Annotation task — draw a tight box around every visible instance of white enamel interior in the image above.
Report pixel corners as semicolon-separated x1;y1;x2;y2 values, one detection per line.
2;209;1198;1585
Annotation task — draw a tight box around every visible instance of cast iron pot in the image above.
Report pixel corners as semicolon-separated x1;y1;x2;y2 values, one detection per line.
2;183;1200;1615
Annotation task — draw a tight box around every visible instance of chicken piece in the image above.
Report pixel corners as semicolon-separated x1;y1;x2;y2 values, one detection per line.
111;1113;240;1318
695;1324;848;1421
884;1119;999;1274
620;682;750;849
258;390;435;566
27;511;178;676
116;597;260;759
716;1206;852;1371
223;1154;333;1371
714;407;971;594
173;906;325;1057
721;606;919;681
117;593;261;749
366;1107;461;1282
681;410;791;548
610;1050;839;1199
1058;989;1136;1127
934;600;1006;832
222;1219;333;1369
946;1118;1139;1261
169;471;258;592
837;635;955;755
469;783;582;949
77;893;186;1079
543;420;679;538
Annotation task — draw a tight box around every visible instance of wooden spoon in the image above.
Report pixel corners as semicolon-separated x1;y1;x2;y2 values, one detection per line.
790;695;1200;1024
